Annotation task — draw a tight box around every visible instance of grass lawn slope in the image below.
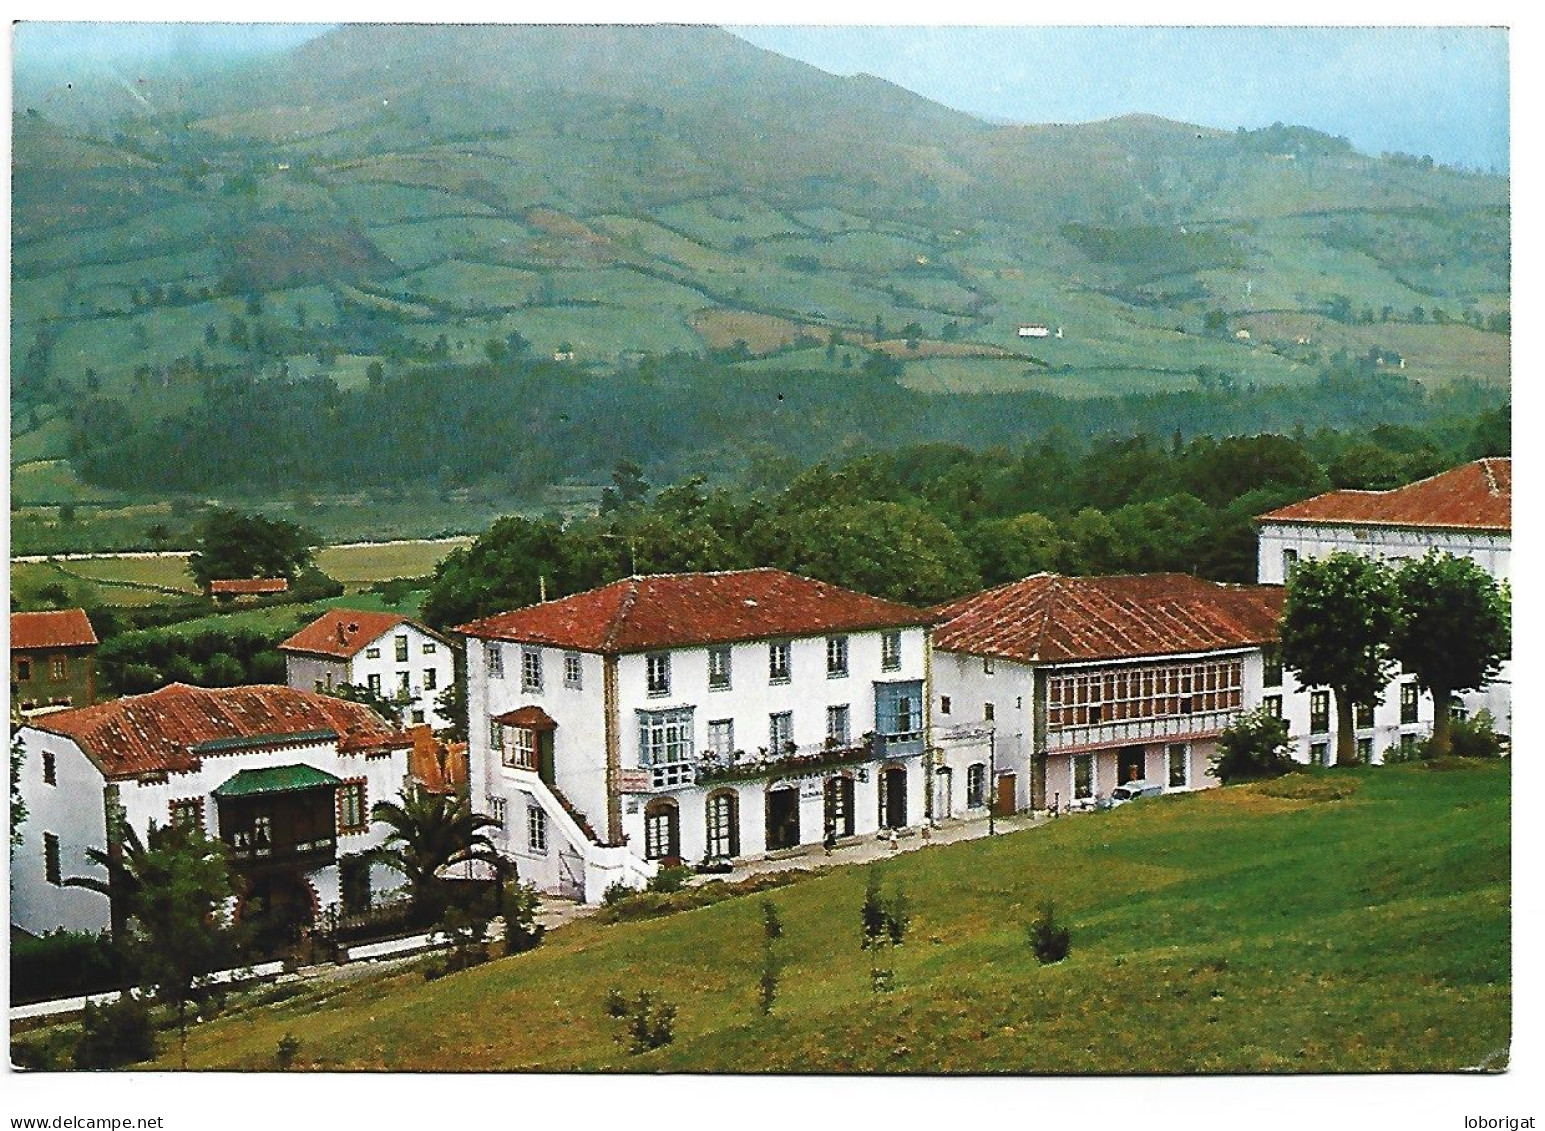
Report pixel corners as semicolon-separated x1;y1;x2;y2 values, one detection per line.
166;762;1508;1073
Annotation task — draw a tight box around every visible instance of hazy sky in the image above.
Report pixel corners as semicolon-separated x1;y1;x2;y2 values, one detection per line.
12;23;1509;170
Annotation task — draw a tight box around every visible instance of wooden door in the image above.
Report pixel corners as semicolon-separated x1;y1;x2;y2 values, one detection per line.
995;772;1017;816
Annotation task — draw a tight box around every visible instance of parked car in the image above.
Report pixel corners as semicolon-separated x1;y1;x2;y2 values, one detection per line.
1104;780;1164;808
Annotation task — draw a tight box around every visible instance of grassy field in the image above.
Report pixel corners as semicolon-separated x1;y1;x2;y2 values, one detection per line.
135;762;1506;1073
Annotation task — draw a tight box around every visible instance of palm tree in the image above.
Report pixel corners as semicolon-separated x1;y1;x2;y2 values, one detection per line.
65;820;154;943
370;787;504;922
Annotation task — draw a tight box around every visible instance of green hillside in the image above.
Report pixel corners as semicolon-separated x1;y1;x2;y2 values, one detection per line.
10;25;1510;538
130;762;1506;1073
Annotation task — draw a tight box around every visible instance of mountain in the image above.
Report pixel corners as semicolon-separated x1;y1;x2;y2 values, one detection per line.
10;24;1509;530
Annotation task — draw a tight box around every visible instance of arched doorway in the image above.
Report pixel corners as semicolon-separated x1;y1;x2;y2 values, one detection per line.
879;765;908;830
705;789;740;859
643;798;680;862
765;784;800;851
933;766;954;820
824;774;855;839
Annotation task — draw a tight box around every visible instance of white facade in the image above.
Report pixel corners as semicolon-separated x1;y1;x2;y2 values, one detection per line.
13;728;409;937
466;625;930;902
1258;519;1511;742
286;622;456;731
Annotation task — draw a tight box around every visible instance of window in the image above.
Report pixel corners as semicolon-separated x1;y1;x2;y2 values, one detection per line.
423;642;438;654
1310;690;1331;734
644;799;679;861
984;702;995;723
1356;737;1374;764
770;711;794;754
639;708;694;787
827;636;849;678
521;648;543;693
827;704;851;746
646;652;671;697
875;681;924;742
1354;701;1374;730
486;642;504;679
1168;744;1189;788
423;668;437;691
708;647;731;690
564;652;583;689
338;781;368;832
41;749;56;786
365;647;381;660
527;805;548;854
1283;548;1300;581
940;695;951;715
1073;754;1094;800
16;659;31;681
881;632;902;672
1263;694;1282;718
490;719;504;753
397;671;411;692
368;673;382;695
983;656;995;676
1310;741;1330;767
768;641;791;684
489;795;507;827
1262;647;1282;688
1400;682;1419;724
44;832;61;885
966;763;986;808
1046;659;1244;731
51;656;67;681
395;635;409;663
706;790;739;858
169;798;203;831
411;709;425;725
707;719;735;761
505;727;537;770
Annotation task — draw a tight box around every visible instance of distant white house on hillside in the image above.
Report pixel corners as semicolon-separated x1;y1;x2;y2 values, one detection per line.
280;610;457;731
1017;324;1062;339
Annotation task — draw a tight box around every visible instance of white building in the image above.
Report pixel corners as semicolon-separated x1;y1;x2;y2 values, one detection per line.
280;610;457;731
931;573;1284;811
458;568;932;903
12;683;412;937
1256;457;1511;743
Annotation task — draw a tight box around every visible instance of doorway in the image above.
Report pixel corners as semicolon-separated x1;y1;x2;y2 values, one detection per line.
824;775;855;839
879;766;908;830
1119;745;1146;784
995;772;1017;816
766;786;800;850
933;767;954;820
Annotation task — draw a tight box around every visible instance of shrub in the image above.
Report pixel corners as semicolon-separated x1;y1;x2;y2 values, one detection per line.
607;990;677;1054
12;1026;78;1070
502;881;546;955
1028;903;1072;965
73;994;157;1069
1450;710;1507;759
647;864;694;894
1212;707;1297;784
602;880;637;906
604;987;630;1018
860;868;909;949
10;929;129;1006
275;1031;301;1070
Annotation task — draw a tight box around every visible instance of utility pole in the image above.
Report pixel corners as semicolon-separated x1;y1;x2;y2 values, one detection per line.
987;726;997;836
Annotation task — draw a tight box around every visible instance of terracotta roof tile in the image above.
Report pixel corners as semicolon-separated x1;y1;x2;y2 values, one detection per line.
1258;458;1510;532
932;574;1284;665
11;608;98;650
457;568;930;653
494;705;558;731
279;609;446;659
28;683;409;780
210;578;289;595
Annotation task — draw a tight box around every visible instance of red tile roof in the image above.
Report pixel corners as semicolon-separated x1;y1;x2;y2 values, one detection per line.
494;705;558;731
279;609;446;660
209;578;289;595
27;683;410;780
1258;458;1510;532
932;574;1285;665
11;608;98;651
457;568;930;653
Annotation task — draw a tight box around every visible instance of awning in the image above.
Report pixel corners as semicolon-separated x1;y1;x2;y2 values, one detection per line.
493;706;558;731
212;764;343;799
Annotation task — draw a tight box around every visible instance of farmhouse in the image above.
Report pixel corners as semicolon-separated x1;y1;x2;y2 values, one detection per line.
1256;457;1512;751
280;609;457;730
458;568;932;902
11;608;99;715
931;574;1283;811
12;683;411;938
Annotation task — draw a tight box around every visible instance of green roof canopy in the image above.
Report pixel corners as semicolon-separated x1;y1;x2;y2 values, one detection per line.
212;764;343;799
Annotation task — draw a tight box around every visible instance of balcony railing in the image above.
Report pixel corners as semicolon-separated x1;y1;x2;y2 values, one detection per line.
641;733;925;790
1046;709;1240;753
225;835;337;867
